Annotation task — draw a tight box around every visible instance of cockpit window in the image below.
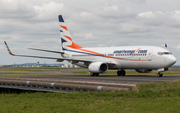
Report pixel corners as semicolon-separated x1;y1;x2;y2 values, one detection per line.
158;52;172;55
164;52;172;55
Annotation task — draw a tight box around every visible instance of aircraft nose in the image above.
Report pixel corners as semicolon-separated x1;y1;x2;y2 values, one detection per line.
167;55;177;66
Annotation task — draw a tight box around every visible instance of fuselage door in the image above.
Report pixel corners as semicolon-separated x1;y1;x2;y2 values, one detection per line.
147;49;153;61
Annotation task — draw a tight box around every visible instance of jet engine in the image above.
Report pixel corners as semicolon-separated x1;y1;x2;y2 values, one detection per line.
88;62;108;73
135;69;152;73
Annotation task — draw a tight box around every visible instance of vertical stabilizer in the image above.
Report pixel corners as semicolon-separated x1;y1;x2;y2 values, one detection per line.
58;15;82;51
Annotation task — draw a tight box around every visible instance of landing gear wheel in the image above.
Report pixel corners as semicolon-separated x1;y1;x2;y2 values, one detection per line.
158;72;163;77
90;72;99;76
117;70;126;76
122;70;126;76
95;73;99;76
117;71;122;76
90;72;94;76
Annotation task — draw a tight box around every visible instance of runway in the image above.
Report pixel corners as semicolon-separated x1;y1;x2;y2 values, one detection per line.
0;69;180;92
16;69;180;84
1;69;180;84
22;74;180;84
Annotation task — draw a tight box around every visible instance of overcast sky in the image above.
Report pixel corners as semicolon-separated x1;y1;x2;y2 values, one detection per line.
0;0;180;65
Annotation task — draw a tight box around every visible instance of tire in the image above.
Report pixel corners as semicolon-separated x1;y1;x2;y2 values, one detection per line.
90;72;99;76
158;73;163;77
117;71;122;76
90;72;94;76
122;70;126;76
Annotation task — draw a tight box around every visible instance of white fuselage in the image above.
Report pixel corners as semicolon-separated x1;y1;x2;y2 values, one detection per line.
63;46;176;70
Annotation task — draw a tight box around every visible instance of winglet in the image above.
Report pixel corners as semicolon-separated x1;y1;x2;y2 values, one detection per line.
4;41;14;56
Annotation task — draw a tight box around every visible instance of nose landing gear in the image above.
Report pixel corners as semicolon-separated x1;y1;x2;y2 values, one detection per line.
157;68;168;77
157;72;163;77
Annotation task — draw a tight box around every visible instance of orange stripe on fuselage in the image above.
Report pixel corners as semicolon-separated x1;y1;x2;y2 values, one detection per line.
65;40;149;61
79;48;104;56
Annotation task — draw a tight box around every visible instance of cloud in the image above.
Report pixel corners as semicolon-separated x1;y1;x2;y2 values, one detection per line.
137;10;180;26
33;2;64;21
138;11;159;18
176;45;180;50
80;12;91;17
0;1;65;22
72;32;96;40
85;33;96;40
171;10;180;24
0;45;5;50
125;0;146;4
93;4;136;19
0;0;35;19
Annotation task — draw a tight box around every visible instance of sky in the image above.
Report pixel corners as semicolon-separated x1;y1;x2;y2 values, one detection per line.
0;0;180;65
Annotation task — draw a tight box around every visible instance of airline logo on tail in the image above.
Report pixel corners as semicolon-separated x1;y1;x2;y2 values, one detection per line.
58;15;82;50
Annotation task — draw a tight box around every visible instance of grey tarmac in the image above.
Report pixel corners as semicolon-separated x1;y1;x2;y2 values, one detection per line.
1;69;180;84
18;69;180;84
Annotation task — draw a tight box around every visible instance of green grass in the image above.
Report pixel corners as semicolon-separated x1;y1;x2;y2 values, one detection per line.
0;73;31;75
169;67;180;70
1;81;180;112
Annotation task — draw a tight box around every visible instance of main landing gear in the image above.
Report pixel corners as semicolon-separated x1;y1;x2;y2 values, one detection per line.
90;72;99;76
157;72;163;77
117;69;126;76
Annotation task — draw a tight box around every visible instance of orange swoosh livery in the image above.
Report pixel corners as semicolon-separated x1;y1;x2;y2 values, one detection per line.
64;41;149;61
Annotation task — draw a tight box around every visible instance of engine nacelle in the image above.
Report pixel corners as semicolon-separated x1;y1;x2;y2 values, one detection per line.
88;62;108;73
135;69;152;73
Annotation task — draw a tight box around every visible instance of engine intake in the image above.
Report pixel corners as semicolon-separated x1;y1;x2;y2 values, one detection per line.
88;62;108;73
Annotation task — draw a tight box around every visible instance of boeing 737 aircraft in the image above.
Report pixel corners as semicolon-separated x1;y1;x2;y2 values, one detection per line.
4;15;177;77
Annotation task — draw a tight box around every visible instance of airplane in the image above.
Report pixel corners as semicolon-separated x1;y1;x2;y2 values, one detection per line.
4;15;177;77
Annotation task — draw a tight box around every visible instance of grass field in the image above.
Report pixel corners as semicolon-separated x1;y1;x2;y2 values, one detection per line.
1;81;180;112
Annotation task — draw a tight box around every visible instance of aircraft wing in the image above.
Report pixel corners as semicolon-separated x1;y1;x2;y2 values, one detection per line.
4;41;93;63
28;48;64;54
